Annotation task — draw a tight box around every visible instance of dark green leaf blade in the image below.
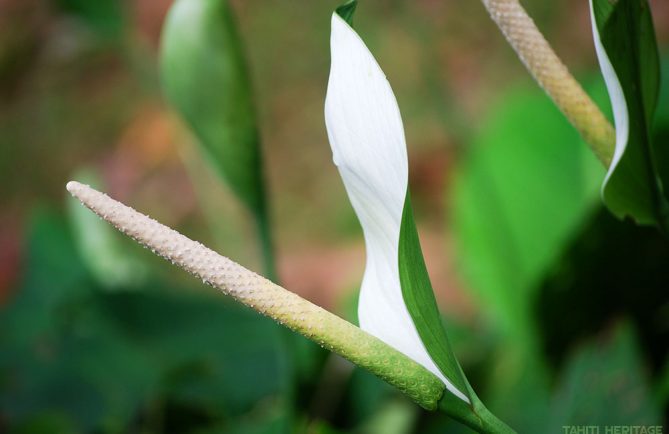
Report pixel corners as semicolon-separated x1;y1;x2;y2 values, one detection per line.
398;192;470;401
0;210;293;432
592;0;667;226
56;0;124;40
549;322;661;427
335;0;357;26
160;0;265;217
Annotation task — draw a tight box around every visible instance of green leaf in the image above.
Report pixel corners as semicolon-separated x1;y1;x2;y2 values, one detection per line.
0;210;293;432
100;291;291;418
451;84;605;343
55;0;124;40
398;192;469;400
342;367;393;427
591;0;667;226
549;322;661;427
0;209;90;343
335;0;357;26
215;400;291;434
652;55;669;185
357;399;418;434
160;0;265;218
66;170;148;289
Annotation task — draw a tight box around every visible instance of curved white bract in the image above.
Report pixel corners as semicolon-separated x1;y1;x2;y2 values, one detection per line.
324;13;468;403
589;0;629;188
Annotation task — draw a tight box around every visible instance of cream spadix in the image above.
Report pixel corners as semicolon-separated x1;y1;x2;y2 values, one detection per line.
65;181;445;409
324;13;469;403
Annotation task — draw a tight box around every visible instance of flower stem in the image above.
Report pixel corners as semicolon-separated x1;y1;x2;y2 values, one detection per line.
481;0;615;167
466;404;516;434
439;391;517;434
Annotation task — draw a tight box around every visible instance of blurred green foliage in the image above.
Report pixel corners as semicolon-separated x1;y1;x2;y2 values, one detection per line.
160;0;266;224
1;210;292;433
55;0;125;40
451;82;605;347
550;323;660;426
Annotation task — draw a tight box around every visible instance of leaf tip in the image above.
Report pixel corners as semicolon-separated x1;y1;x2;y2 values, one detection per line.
335;0;357;26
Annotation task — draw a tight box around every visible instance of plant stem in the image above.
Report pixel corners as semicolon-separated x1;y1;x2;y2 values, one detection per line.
439;392;517;434
467;404;517;434
481;0;615;167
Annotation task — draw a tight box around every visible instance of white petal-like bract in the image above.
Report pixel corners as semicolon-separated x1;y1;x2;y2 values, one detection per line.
324;13;468;403
589;0;629;187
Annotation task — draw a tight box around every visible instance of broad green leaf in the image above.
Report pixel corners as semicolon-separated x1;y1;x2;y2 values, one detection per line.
0;209;89;343
160;0;266;218
0;210;293;432
451;85;605;343
100;291;291;418
66;170;147;289
343;367;393;427
0;210;148;431
591;0;667;226
398;192;469;401
648;55;669;196
549;322;661;427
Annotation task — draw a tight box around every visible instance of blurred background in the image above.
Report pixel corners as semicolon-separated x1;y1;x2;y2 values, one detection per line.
1;0;668;433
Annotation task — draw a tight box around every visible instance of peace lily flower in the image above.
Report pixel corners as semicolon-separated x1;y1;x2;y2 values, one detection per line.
67;4;514;432
325;12;469;404
319;11;511;432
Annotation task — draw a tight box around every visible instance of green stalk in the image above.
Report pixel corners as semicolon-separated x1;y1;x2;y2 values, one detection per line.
457;404;516;434
439;391;516;434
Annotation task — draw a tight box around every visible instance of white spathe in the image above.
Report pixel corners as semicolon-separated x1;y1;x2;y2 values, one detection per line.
324;13;469;403
589;0;629;187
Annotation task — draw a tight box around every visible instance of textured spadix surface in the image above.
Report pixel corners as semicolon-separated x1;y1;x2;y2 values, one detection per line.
65;181;445;410
482;0;615;166
325;13;468;403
